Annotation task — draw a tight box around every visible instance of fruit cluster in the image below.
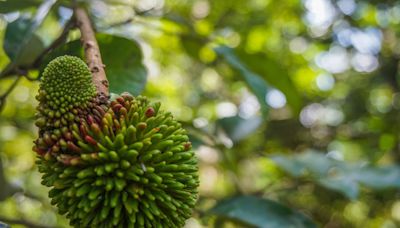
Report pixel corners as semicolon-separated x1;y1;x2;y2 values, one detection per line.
34;56;199;227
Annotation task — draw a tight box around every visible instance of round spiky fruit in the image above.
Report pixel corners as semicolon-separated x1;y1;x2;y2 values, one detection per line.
34;56;199;227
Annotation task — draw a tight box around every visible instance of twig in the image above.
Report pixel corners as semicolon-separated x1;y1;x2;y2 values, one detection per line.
32;18;75;68
0;18;75;79
104;17;134;28
97;7;156;29
0;76;21;111
0;216;57;228
74;6;109;99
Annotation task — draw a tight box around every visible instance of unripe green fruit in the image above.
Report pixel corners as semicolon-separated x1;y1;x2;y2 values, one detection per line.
34;56;199;227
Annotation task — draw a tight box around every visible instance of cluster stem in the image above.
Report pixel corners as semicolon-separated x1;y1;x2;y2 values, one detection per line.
74;6;109;98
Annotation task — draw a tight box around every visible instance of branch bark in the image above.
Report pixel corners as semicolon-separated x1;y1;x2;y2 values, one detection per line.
73;7;109;99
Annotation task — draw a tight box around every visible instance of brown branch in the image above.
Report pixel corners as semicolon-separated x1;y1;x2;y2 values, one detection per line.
74;6;109;99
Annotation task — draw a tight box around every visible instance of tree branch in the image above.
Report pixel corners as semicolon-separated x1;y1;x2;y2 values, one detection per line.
74;6;109;99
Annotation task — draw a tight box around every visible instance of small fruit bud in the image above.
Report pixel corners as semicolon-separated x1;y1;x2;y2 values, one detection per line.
145;107;155;117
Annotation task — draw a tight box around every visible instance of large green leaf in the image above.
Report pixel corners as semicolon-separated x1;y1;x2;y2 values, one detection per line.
271;151;400;199
353;166;400;189
3;17;45;66
209;195;316;228
237;51;303;114
216;115;262;143
97;34;147;95
3;0;56;66
215;46;269;117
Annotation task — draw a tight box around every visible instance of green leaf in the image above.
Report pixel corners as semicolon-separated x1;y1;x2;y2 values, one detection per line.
216;115;262;143
3;0;56;66
215;46;269;117
270;156;305;177
354;166;400;189
271;151;400;199
3;17;45;66
38;39;81;74
271;152;360;199
97;34;147;95
209;195;316;228
272;151;333;177
237;51;303;114
0;0;42;13
317;177;359;200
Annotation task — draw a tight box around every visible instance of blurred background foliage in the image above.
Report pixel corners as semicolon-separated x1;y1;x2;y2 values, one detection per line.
1;0;400;227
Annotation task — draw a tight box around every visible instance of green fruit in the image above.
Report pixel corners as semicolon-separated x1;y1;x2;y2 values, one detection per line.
34;56;199;227
40;55;96;108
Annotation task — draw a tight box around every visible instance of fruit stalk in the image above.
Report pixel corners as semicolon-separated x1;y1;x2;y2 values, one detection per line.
74;6;109;99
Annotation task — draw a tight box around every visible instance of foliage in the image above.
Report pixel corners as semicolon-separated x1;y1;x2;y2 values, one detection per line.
1;0;400;227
